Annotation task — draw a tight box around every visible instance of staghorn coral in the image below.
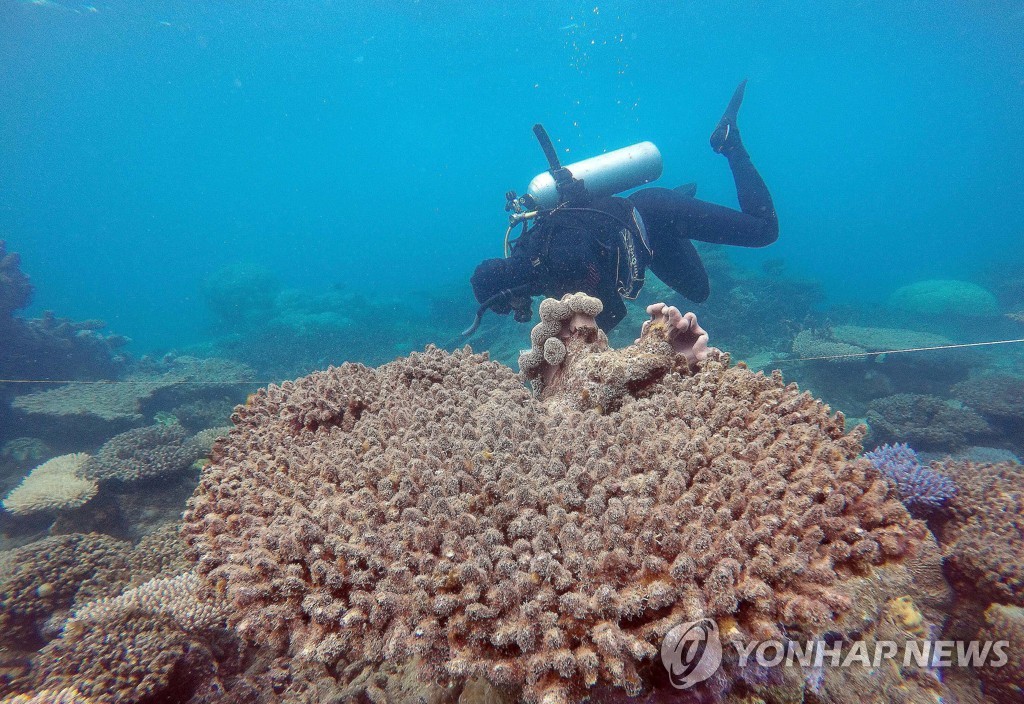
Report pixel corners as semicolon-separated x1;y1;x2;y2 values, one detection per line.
977;603;1024;703
30;571;239;704
79;423;205;483
2;454;97;517
126;522;191;586
863;443;956;516
67;572;227;635
933;460;1024;607
866;392;991;452
0;534;132;647
183;298;930;703
0;689;94;704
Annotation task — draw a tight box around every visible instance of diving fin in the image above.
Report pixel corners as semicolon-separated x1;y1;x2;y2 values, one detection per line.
673;182;697;198
710;79;747;154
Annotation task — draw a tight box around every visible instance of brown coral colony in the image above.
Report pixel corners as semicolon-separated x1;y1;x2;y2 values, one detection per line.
182;293;924;703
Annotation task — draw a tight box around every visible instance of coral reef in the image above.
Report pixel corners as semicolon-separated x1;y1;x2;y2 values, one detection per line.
183;297;932;703
0;689;95;704
168;397;237;433
862;443;956;516
791;329;863;362
200;263;282;327
0;312;129;384
79;423;205;483
787;325;971;418
0;533;132;649
10;356;254;449
0;241;32;318
865;393;991;452
126;522;191;586
2;454;97;517
952;375;1024;450
889;279;999;318
977;603;1023;703
933;460;1024;609
31;571;237;704
518;292;607;391
0;439;51;469
67;572;227;637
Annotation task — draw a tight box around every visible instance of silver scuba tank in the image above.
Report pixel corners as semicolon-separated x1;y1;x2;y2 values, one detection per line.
525;141;663;209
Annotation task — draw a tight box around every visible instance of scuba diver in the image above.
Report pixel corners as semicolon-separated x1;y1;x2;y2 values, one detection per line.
466;80;778;334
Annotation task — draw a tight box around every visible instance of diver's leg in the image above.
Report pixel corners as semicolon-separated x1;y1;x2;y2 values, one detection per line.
630;187;775;248
647;235;710;303
708;79;778;244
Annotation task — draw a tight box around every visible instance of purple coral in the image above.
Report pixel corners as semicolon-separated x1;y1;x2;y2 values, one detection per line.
863;443;956;514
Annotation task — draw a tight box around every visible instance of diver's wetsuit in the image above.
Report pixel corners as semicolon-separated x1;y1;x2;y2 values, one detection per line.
470;139;778;331
469;80;778;331
628;139;778;307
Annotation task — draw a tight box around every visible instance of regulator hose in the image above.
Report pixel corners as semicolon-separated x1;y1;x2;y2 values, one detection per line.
460;284;532;338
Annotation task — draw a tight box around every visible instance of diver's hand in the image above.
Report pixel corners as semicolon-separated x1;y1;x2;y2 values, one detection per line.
710;79;747;155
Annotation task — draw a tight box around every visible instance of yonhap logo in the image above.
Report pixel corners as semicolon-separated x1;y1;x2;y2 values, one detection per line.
661;618;723;689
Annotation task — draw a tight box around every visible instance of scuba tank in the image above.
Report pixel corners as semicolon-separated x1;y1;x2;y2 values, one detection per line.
524;140;663;210
462;125;662;338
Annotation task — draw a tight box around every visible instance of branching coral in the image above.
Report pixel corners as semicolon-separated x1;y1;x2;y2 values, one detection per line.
0;689;95;704
863;443;956;516
866;393;991;452
79;423;205;483
26;570;236;704
183;296;929;703
0;534;132;648
2;454;97;517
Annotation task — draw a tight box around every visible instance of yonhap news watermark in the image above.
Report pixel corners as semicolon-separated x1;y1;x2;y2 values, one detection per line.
661;618;1010;690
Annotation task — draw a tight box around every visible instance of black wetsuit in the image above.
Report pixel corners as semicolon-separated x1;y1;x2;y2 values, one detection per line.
470;140;778;331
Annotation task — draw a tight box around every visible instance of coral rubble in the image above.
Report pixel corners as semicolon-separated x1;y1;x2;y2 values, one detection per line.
183;295;934;703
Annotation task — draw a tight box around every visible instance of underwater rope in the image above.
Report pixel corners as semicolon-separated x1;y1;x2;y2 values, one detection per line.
777;337;1024;363
0;338;1022;385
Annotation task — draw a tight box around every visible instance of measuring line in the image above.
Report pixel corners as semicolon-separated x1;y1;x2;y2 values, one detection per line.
777;338;1024;364
0;338;1022;384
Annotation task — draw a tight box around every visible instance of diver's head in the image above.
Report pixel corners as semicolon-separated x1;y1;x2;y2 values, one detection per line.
471;258;531;313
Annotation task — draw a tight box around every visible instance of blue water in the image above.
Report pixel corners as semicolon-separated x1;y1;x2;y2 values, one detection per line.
2;0;1023;351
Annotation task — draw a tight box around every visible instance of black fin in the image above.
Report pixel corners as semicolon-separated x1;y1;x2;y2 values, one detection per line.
673;183;697;198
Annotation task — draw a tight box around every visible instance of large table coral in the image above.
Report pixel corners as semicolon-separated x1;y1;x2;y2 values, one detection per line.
183;296;932;703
